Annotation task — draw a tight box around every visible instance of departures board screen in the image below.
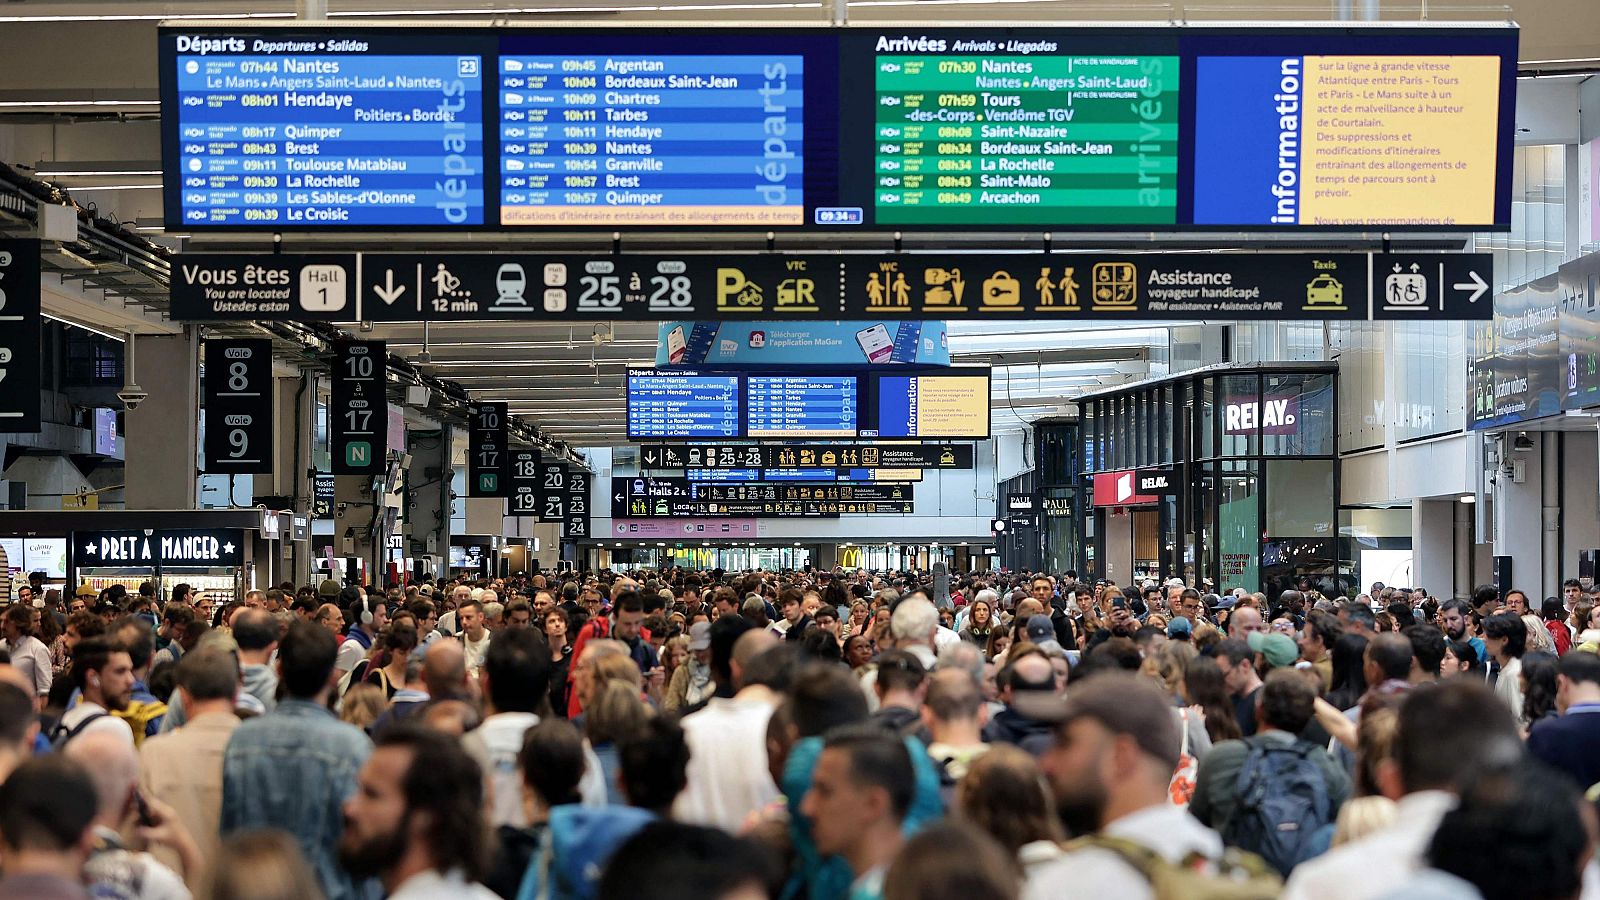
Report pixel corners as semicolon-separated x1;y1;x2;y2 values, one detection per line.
160;25;1516;232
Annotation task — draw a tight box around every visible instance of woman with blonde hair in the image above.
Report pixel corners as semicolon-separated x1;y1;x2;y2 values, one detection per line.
337;683;386;733
200;829;325;900
586;679;652;805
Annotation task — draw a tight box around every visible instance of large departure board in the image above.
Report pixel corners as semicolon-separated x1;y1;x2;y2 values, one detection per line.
167;34;486;227
161;25;1516;232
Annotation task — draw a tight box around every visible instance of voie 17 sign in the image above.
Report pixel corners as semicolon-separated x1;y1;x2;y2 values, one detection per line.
467;402;508;497
331;340;387;475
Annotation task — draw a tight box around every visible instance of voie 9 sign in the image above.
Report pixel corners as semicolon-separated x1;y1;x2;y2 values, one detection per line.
1224;395;1299;435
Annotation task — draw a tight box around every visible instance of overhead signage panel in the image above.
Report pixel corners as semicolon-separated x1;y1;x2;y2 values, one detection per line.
658;321;951;367
161;25;1516;232
508;448;542;515
539;461;568;522
331;340;387;475
172;255;357;321
467;402;509;497
202;339;274;474
564;469;591;538
0;240;41;433
169;251;1494;322
637;442;973;470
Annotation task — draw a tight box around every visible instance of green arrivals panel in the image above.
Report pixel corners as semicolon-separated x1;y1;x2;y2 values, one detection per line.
874;54;1179;225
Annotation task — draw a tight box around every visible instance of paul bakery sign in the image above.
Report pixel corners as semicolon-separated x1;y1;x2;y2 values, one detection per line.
75;529;245;567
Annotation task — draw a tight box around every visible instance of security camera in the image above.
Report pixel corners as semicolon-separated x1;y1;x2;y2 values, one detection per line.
116;386;149;411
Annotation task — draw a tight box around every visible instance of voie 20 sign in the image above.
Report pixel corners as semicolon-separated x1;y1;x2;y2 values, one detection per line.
1224;395;1298;435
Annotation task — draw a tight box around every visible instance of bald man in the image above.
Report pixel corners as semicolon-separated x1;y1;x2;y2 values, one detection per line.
65;731;201;892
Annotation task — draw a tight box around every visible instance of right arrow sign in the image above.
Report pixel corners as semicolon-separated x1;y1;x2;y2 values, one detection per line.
1453;269;1489;304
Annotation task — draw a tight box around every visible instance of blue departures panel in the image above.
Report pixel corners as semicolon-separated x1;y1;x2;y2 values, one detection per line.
626;372;742;440
169;36;485;227
498;54;804;227
745;375;856;438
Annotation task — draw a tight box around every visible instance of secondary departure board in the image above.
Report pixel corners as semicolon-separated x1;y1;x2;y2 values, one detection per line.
497;54;804;227
161;26;1516;232
626;372;741;440
746;375;856;438
168;34;486;227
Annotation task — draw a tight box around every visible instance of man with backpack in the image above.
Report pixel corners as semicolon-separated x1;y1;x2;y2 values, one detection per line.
51;636;136;751
1023;672;1280;899
1189;669;1350;877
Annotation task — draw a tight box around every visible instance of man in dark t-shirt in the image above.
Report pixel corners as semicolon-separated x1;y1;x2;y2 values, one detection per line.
1213;638;1263;737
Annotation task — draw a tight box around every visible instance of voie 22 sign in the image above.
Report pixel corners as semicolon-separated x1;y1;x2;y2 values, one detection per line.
1224;395;1299;435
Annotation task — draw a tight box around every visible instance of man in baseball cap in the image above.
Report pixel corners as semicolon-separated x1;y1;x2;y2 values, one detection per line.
1248;630;1300;671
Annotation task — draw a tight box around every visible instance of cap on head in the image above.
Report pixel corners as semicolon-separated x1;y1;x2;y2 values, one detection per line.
1248;631;1299;668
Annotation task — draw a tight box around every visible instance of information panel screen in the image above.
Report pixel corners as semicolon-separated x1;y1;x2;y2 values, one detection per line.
161;24;1514;231
871;373;990;439
746;375;856;438
627;371;741;439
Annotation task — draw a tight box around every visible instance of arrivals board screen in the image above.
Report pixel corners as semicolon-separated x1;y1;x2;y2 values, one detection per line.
626;372;741;439
746;375;857;438
161;25;1515;231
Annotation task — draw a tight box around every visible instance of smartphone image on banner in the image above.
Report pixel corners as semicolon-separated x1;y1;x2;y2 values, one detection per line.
666;326;687;364
891;322;923;363
856;324;894;364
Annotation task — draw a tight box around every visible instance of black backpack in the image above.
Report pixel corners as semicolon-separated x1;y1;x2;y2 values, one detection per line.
49;711;109;750
1220;738;1335;877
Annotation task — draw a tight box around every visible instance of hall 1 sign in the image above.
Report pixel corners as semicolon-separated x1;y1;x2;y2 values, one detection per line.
564;470;590;539
467;403;509;497
0;239;42;432
508;449;542;516
73;529;245;567
202;339;273;474
331;340;387;475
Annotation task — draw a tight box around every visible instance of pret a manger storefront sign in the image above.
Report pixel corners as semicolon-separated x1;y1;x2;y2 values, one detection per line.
75;530;245;567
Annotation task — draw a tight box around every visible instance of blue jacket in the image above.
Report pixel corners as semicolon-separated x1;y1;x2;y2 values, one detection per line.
780;735;944;900
220;699;373;900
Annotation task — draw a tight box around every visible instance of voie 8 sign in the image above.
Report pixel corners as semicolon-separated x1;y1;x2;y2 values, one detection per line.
204;339;274;474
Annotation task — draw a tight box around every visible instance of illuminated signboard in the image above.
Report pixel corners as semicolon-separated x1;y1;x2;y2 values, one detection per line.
161;25;1516;232
870;373;990;439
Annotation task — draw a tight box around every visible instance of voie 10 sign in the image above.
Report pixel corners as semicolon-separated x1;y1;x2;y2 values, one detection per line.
160;25;1516;233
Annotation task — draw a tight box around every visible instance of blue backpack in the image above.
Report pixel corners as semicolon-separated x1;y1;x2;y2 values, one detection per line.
516;805;655;900
1220;738;1335;877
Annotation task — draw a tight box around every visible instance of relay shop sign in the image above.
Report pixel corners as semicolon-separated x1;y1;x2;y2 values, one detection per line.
1224;395;1300;435
74;529;245;567
0;239;42;433
169;252;1494;323
1135;468;1180;495
1091;470;1161;507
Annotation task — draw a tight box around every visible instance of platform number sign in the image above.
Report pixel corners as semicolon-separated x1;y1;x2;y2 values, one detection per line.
538;461;567;523
203;339;273;474
467;402;509;497
509;449;542;515
563;470;590;538
331;341;386;475
0;240;41;432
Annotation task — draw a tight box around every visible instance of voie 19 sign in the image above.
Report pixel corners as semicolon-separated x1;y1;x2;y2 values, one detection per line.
1223;395;1299;435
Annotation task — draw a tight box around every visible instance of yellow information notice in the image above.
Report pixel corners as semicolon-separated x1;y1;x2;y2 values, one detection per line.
914;376;989;437
1298;55;1500;227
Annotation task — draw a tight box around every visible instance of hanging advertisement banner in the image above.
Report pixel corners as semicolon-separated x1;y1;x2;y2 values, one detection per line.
655;321;950;367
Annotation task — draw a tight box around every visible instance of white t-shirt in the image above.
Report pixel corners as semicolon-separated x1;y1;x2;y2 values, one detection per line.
56;701;134;749
674;693;780;831
0;634;51;697
388;869;499;900
461;712;540;827
461;630;491;673
1022;802;1223;900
